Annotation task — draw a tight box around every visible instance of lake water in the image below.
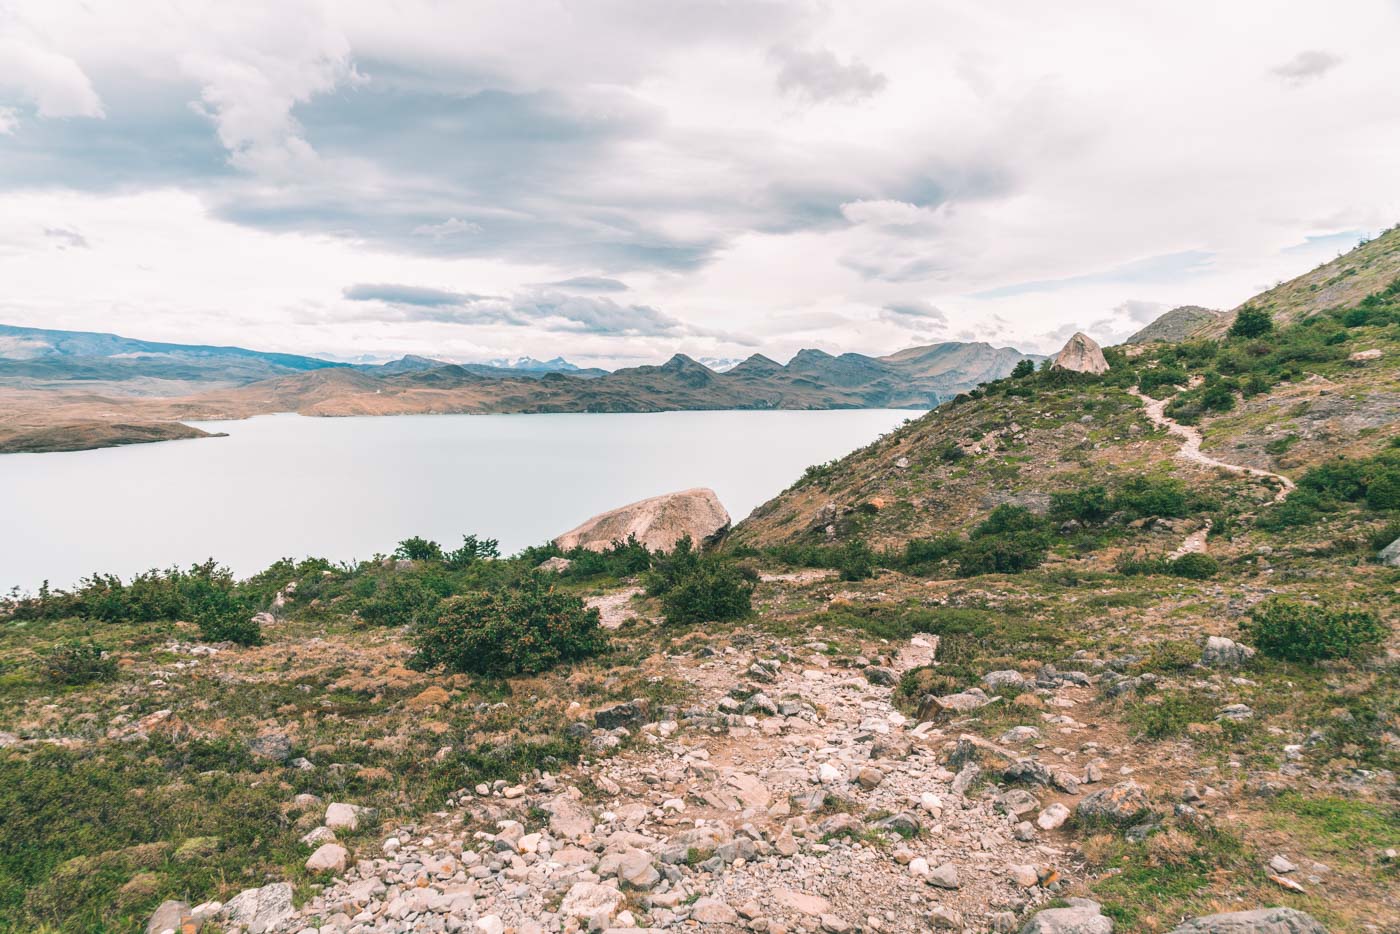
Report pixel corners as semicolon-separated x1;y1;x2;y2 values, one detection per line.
0;409;914;591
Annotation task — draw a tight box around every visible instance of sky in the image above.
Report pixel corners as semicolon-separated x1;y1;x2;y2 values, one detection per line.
1;1;1398;368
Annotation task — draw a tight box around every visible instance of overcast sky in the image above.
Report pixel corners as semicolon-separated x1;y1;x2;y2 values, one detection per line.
2;1;1398;367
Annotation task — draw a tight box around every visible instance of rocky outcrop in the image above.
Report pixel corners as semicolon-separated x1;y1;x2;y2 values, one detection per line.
1166;907;1328;933
554;488;731;553
1379;536;1400;567
1126;306;1224;344
1201;636;1255;669
1051;333;1110;375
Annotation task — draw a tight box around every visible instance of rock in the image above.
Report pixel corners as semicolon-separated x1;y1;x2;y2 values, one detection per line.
595;700;649;730
1348;348;1383;363
1269;855;1298;874
820;915;850;933
1008;863;1040;887
1165;908;1328;933
984;670;1026;691
926;863;959;889
305;843;348;873
538;556;573;573
1037;803;1071;830
554;488;731;553
775;889;830;916
692;898;740;924
1020;898;1114;933
999;726;1042;744
922;688;994;716
477;915;506;934
324;802;363;831
996;788;1040;817
1217;704;1254;722
615;848;660;889
1202;636;1255;669
299;826;336;846
1379;536;1400;567
223;882;294;934
0;732;18;748
929;906;963;929
146;899;190;934
864;665;898;686
543;794;594;839
247;731;292;763
1051;332;1110;375
559;882;626;921
1076;781;1151;825
856;766;885;790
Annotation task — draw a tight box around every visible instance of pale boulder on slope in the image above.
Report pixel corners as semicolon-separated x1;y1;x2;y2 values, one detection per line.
1051;332;1110;375
554;488;731;553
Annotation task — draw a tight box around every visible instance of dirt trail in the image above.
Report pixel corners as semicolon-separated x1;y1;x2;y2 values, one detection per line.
1131;387;1296;503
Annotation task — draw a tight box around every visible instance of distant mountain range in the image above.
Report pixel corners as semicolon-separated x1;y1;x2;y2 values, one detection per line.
0;323;1040;410
0;322;1045;451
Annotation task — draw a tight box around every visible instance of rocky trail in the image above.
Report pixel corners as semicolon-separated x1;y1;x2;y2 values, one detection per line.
1131;388;1296;503
166;622;1182;934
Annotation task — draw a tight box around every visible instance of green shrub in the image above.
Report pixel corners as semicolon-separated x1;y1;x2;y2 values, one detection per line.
1229;307;1274;338
41;641;117;685
837;540;875;581
1365;469;1400;510
356;574;442;628
394;536;444;561
194;601;262;646
661;558;755;625
956;531;1049;576
1137;365;1188;395
1242;599;1387;663
1050;486;1110;524
1010;359;1036;379
445;534;500;568
1167;553;1219;579
1111;475;1189;519
642;536;702;597
410;575;606;676
903;535;960;567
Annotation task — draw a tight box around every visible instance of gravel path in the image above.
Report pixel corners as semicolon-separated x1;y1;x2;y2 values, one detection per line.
1132;387;1296;503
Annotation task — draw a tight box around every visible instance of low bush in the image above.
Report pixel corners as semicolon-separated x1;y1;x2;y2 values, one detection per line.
660;558;755;625
1050;486;1111;524
409;575;606;676
836;540;875;581
41;641;117;685
1229;306;1274;339
1166;553;1219;579
1242;598;1387;663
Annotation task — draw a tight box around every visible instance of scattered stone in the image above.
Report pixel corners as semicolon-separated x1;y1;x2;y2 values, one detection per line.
146;899;190;934
926;863;959;889
1037;803;1071;830
1202;636;1255;669
692;898;740;924
1077;781;1151;825
537;556;573;573
324;802;363;831
305;843;348;873
247;731;292;763
1269;855;1298;874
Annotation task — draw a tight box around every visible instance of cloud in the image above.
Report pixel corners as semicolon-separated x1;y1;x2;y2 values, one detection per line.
881;301;948;324
973;251;1216;299
344;281;714;338
0;38;104;119
412;218;482;239
43;226;88;249
343;283;495;306
541;276;630;292
770;45;887;103
1271;50;1343;84
0;107;18;135
840;199;940;228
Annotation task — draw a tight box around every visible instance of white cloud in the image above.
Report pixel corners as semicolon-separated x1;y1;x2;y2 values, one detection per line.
0;0;1398;365
0;37;104;118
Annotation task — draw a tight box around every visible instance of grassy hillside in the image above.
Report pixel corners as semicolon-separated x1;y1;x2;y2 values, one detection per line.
1198;225;1400;337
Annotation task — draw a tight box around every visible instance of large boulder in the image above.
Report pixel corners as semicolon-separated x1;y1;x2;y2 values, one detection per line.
1051;332;1110;375
1020;898;1114;933
554;488;731;553
1166;908;1328;933
1076;781;1151;824
222;882;294;934
1378;536;1400;567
